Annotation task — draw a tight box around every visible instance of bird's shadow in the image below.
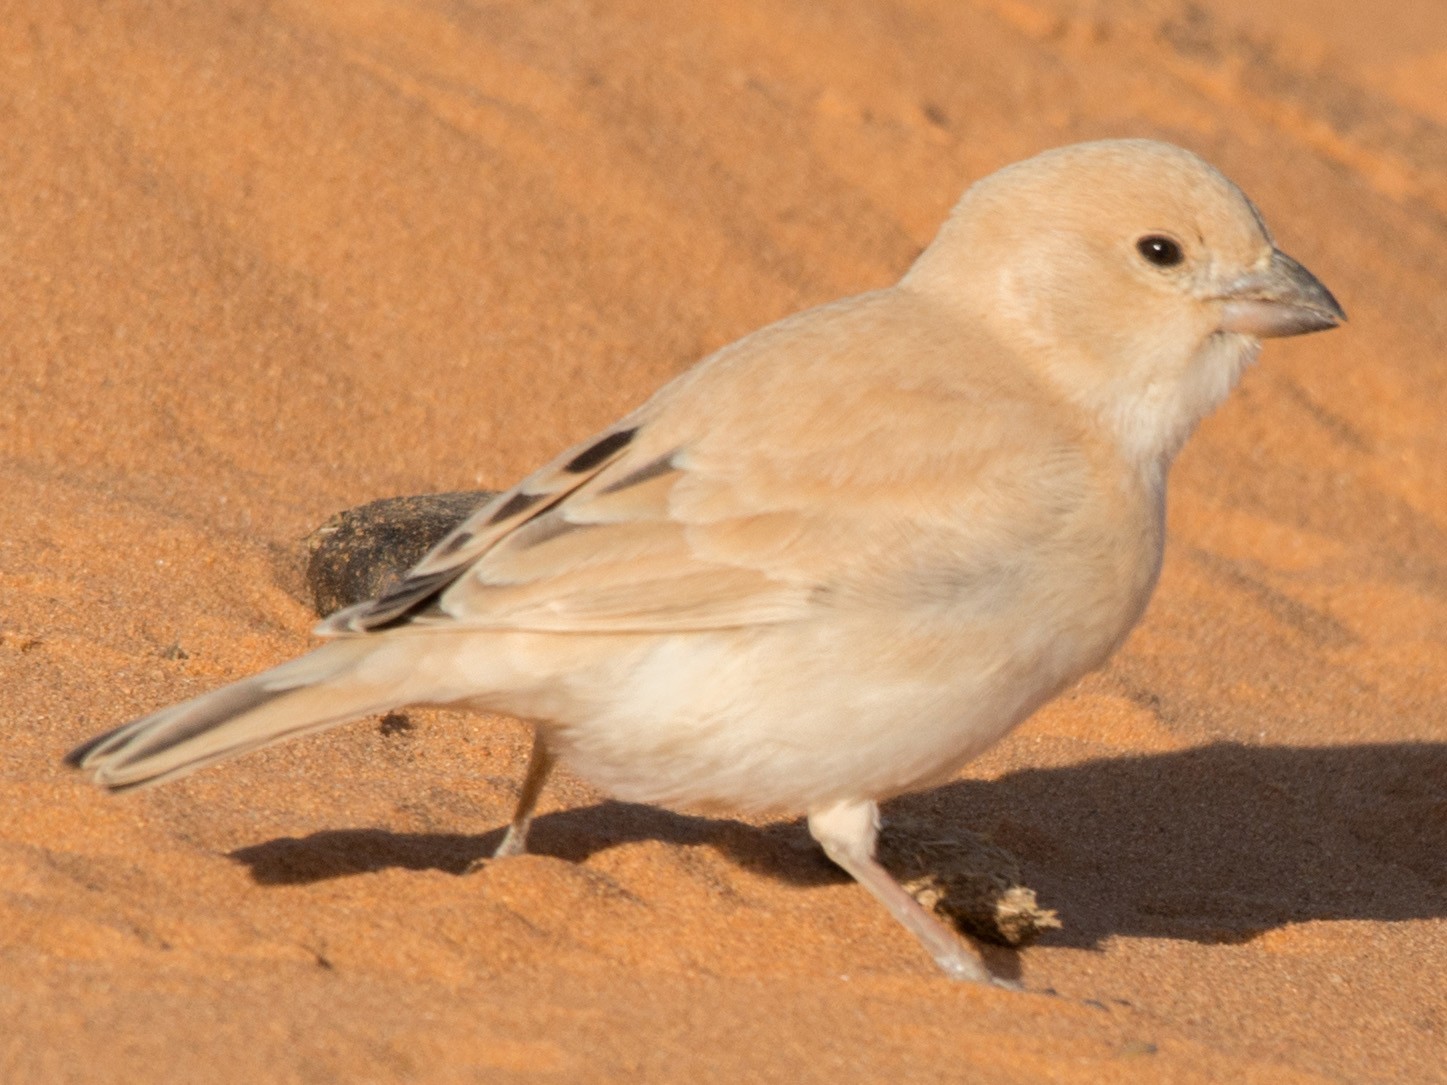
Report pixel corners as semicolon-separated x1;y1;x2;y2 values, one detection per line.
230;741;1445;948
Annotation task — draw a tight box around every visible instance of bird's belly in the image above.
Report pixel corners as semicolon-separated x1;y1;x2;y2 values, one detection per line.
522;596;1133;815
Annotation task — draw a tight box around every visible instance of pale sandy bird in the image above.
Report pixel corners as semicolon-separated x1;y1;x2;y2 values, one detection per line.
68;139;1343;984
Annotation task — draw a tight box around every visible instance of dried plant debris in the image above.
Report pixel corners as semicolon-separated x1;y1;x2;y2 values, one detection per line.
877;813;1061;947
305;491;491;617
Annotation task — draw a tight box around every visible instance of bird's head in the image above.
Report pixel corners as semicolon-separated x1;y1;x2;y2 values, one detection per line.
904;139;1345;465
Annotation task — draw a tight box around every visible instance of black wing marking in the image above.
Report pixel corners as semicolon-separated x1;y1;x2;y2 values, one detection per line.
322;426;642;634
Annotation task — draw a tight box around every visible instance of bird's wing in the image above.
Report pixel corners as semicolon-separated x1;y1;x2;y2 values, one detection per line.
320;290;1077;638
317;410;829;635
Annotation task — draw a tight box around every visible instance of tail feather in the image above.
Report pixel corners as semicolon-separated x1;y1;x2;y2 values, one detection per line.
66;640;401;792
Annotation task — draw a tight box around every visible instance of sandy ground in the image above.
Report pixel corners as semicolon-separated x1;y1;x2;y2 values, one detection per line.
2;1;1444;1081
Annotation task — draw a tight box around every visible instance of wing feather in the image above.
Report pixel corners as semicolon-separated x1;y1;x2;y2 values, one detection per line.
319;423;647;633
319;422;819;636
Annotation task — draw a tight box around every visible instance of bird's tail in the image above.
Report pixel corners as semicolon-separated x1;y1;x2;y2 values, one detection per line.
66;638;406;792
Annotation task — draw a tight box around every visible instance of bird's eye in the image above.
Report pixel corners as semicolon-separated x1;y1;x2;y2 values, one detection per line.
1136;235;1184;268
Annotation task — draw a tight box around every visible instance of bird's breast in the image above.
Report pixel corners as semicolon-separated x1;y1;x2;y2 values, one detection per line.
882;462;1166;702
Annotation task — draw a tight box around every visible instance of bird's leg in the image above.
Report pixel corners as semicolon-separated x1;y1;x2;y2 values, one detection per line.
472;729;555;869
808;799;998;985
495;729;555;857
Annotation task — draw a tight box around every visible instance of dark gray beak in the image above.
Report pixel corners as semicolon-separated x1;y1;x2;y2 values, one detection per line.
1217;249;1346;338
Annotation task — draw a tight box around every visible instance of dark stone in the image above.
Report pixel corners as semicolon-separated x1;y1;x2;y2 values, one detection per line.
304;491;493;618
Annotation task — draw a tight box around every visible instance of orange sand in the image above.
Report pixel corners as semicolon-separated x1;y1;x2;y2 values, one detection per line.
2;1;1444;1081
